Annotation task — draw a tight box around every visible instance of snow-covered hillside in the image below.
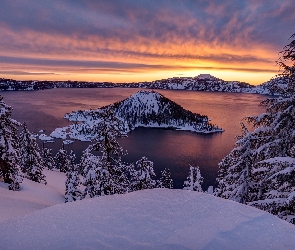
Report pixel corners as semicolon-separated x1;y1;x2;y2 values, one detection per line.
0;178;295;250
51;90;223;141
0;74;279;95
0;169;66;222
139;74;265;93
258;76;289;95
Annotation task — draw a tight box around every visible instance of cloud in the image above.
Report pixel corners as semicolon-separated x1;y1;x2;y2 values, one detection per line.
0;55;276;75
0;0;293;82
0;71;58;76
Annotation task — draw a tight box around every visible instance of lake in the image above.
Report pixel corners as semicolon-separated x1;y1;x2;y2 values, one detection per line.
0;88;266;190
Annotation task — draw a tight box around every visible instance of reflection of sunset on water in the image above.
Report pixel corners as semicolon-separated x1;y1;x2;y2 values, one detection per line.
0;1;294;84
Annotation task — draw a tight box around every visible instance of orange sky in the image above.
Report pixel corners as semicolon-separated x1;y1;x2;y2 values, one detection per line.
0;1;294;85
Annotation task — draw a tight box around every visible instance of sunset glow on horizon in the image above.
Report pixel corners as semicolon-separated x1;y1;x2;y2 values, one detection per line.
0;1;294;85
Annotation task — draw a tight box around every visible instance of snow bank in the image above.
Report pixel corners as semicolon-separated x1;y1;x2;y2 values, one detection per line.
0;189;294;250
39;134;54;141
0;169;66;223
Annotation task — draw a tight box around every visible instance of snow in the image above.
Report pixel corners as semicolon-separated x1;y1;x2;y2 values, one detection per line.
0;169;66;223
196;74;218;80
0;170;295;249
63;139;74;145
39;134;54;141
50;127;68;139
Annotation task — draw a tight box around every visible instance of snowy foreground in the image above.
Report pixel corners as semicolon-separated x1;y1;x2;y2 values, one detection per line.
0;170;295;249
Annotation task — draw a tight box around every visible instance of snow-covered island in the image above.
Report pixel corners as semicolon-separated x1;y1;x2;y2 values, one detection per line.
0;171;295;250
51;90;223;141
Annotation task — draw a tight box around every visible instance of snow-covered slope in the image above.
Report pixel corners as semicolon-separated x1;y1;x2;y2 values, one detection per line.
139;74;262;93
111;90;221;132
0;169;66;223
52;90;223;141
0;188;295;250
0;74;283;95
258;76;289;95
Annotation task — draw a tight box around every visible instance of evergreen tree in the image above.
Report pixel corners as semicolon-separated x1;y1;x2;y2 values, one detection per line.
81;150;110;198
215;33;295;224
248;158;295;223
0;96;22;190
159;167;173;189
43;147;55;170
65;151;82;202
55;148;68;172
68;150;76;171
214;123;256;204
130;156;156;191
183;165;203;192
90;107;127;160
83;108;129;197
19;123;46;184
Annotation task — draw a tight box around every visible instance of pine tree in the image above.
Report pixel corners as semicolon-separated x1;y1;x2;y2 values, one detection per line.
130;156;156;191
90;107;127;160
43;147;55;170
214;123;256;204
55;148;68;172
0;96;22;190
183;165;203;192
159;167;173;189
83;108;129;196
19;123;46;184
215;33;295;224
81;150;110;198
65;151;82;202
248;158;295;223
246;33;295;223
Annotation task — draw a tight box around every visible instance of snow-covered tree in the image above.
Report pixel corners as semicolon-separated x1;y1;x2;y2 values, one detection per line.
68;150;76;171
19;123;46;184
215;33;295;224
0;96;22;190
214;123;256;204
248;157;295;223
159;167;173;189
183;165;203;192
81;150;110;198
65;150;82;202
55;148;68;173
90;107;127;161
130;156;156;191
43;148;55;170
83;108;129;197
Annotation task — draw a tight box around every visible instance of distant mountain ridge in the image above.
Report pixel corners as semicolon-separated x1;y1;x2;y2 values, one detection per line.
0;74;287;95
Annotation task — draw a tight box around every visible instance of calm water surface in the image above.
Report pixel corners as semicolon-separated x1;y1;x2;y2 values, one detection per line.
1;88;265;189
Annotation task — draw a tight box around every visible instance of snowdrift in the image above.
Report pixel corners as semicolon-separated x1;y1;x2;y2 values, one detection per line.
0;189;294;250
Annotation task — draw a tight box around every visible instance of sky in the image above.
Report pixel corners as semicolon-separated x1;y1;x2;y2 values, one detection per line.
0;0;294;85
